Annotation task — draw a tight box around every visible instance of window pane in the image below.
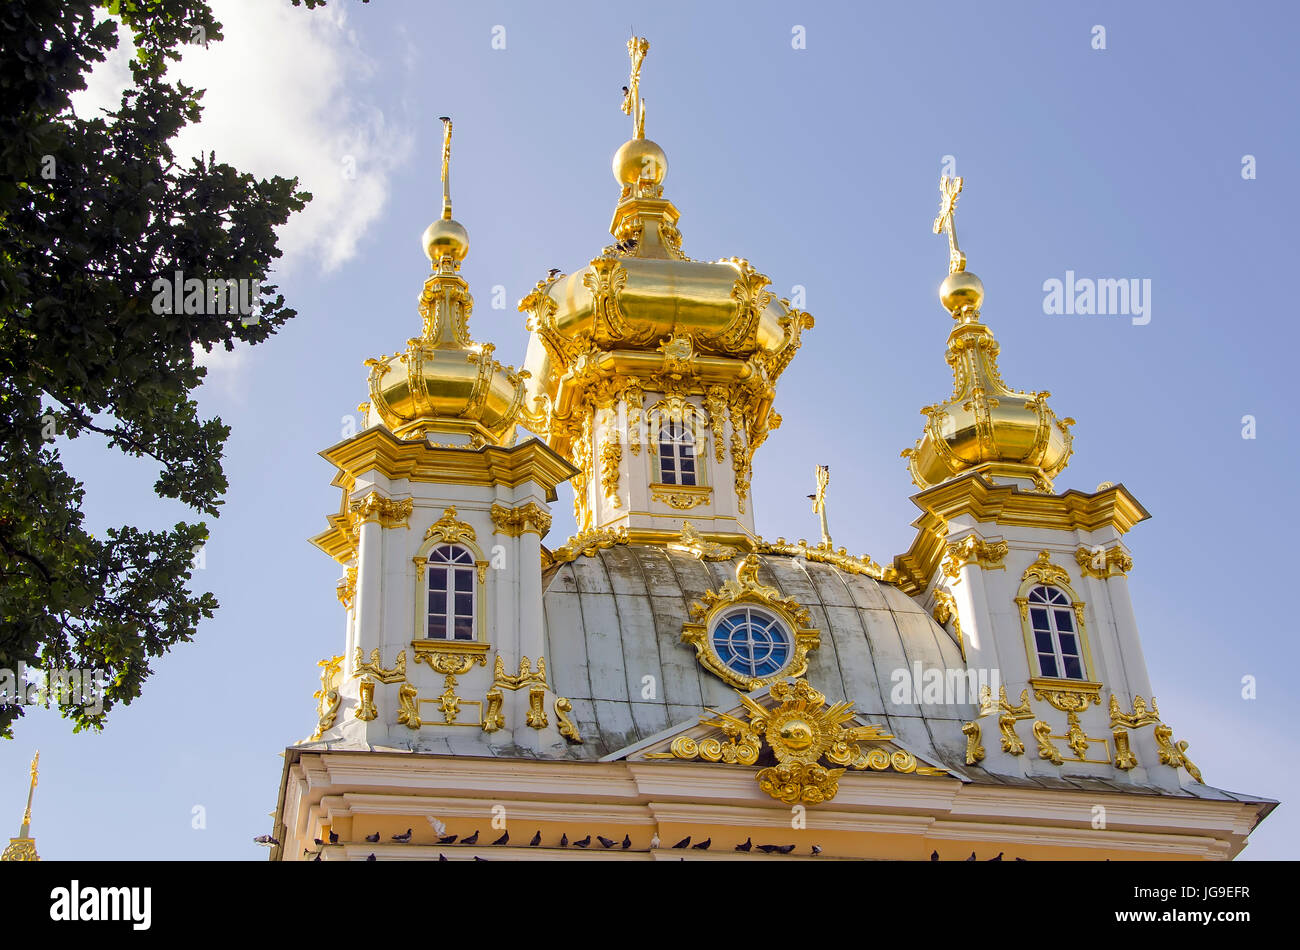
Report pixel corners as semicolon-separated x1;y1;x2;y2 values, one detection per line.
1054;609;1074;632
679;470;696;486
429;591;446;615
453;616;473;640
455;593;473;616
429;565;447;589
1063;655;1083;679
1035;631;1054;653
1059;633;1078;656
1029;587;1048;603
1038;654;1058;677
1030;607;1050;631
1049;589;1068;605
428;615;447;639
455;569;473;591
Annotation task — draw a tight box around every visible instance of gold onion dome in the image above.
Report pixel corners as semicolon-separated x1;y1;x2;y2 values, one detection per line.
367;118;527;447
518;37;813;459
902;176;1075;492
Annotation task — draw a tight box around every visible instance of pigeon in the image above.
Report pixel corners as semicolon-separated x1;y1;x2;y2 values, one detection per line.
438;834;458;845
988;852;1003;862
427;816;447;838
1015;857;1028;862
671;836;691;849
530;830;542;847
573;835;592;848
597;835;617;849
547;268;562;279
811;844;822;856
621;834;631;850
757;844;796;854
313;852;321;862
492;831;509;846
473;856;488;862
649;834;660;849
391;828;413;843
438;853;448;862
314;838;324;847
328;831;339;844
931;850;940;861
438;115;450;124
966;851;977;861
364;832;379;843
735;837;753;852
622;85;629;95
253;835;279;847
366;853;376;861
691;838;711;850
462;830;479;845
559;833;568;848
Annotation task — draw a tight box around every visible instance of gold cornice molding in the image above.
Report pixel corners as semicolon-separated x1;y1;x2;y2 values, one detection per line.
890;473;1150;596
319;429;579;500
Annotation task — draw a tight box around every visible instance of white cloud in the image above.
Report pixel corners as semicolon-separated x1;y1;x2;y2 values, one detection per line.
73;0;411;276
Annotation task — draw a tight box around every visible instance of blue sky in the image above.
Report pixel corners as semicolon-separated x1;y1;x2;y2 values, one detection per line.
5;0;1296;858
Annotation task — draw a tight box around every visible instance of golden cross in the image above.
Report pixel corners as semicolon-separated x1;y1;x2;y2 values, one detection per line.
439;116;453;220
932;175;966;274
811;465;831;549
622;36;649;139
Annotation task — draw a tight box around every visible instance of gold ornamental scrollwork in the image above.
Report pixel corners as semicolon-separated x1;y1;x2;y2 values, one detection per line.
424;506;477;546
962;720;986;765
354;647;406;684
549;526;628;564
931;588;965;661
942;535;1008;580
526;686;548;729
350;492;414;531
554;697;582;742
1021;549;1071;587
492;654;549;691
490;502;552;538
356;678;378;722
1154;724;1203;783
396;683;421;730
482;688;505;732
1075;545;1134;580
669;521;735;561
1032;720;1063;764
997;686;1034;756
1109;694;1160;730
681;554;820;690
312;655;344;740
1112;727;1137;770
1031;677;1102;760
646;678;946;805
650;483;712;510
336;567;357;610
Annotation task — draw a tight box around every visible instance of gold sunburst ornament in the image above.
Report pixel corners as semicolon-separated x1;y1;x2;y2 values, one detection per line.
651;678;946;804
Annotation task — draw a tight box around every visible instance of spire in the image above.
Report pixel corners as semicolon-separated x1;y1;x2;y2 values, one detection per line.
609;36;684;260
366;119;528;447
902;177;1075;492
1;751;40;862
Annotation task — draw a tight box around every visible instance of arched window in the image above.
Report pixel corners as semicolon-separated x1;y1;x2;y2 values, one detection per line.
657;417;697;486
1027;585;1083;679
426;544;476;640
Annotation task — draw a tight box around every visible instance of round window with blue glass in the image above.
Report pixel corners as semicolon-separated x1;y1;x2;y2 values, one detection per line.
710;606;792;679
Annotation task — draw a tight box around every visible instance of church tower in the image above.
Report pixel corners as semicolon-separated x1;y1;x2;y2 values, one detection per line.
271;40;1272;862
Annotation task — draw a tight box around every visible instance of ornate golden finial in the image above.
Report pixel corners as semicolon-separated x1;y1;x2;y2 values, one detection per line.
438;115;453;220
808;465;831;549
933;175;966;274
621;36;649;139
2;751;40;862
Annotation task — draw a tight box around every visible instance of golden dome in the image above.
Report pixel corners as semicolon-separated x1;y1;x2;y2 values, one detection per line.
366;119;527;447
903;177;1074;492
517;39;812;464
